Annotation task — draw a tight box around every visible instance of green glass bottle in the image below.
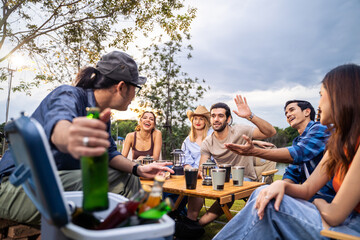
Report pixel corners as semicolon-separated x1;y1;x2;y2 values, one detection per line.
81;107;109;212
138;197;173;220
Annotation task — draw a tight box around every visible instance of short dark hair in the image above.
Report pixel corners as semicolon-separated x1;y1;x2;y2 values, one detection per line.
284;100;315;121
210;102;233;125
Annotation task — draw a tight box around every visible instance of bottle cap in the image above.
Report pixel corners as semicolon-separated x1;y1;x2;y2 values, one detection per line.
154;174;166;183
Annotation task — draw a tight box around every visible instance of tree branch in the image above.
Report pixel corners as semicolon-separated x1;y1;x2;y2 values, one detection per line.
0;0;27;28
0;12;114;62
0;0;85;55
0;0;7;49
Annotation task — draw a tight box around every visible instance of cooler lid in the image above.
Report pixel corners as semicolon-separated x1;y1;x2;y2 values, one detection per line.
5;113;69;227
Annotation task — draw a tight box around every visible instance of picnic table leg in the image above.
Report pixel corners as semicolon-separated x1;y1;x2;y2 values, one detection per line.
174;194;185;210
220;204;233;221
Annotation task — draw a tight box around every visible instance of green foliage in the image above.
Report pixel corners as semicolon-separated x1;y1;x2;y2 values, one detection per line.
161;124;190;159
0;122;5;155
110;120;138;140
138;39;209;158
0;0;197;92
0;122;4;138
265;126;299;147
283;126;299;145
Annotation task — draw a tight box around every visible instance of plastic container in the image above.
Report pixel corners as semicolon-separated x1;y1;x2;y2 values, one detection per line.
42;191;174;240
5;113;174;240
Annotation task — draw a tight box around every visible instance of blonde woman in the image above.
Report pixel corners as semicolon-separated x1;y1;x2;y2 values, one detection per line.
122;111;162;160
182;105;213;168
175;105;213;239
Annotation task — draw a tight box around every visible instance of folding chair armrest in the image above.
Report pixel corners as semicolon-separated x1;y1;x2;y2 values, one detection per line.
320;229;360;240
261;169;278;176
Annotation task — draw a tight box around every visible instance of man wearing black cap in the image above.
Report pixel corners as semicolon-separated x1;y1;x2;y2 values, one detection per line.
0;51;173;225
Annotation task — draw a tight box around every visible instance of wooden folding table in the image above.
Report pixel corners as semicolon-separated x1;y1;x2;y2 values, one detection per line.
140;176;264;220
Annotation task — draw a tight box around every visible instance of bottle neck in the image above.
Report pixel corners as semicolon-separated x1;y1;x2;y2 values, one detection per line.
129;188;148;203
149;185;163;197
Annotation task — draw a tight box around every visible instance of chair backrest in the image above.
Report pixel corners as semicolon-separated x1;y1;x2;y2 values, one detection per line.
5;113;69;227
252;143;277;183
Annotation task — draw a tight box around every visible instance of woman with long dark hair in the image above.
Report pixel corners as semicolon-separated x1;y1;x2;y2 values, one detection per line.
213;64;360;239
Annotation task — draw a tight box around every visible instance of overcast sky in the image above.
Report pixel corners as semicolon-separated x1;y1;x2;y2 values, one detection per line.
1;0;360;129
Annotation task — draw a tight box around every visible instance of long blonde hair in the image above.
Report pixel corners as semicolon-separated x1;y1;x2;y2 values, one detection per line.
189;115;210;142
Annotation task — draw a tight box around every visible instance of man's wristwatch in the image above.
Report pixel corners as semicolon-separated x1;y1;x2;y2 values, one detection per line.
132;164;140;177
247;112;254;121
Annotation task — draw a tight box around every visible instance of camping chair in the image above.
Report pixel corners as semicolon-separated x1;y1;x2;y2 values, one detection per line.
239;143;278;203
253;157;278;184
320;229;360;240
253;142;278;184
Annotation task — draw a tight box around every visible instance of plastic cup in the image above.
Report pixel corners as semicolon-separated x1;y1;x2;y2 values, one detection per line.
218;164;232;182
184;168;198;189
211;169;226;190
231;166;245;186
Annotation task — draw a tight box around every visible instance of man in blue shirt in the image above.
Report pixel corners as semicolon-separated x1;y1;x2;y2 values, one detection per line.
225;100;335;202
0;51;173;224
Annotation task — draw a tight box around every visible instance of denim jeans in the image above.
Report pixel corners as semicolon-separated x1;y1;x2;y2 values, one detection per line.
213;186;360;240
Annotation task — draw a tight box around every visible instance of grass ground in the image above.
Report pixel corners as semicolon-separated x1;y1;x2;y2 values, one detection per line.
198;174;283;239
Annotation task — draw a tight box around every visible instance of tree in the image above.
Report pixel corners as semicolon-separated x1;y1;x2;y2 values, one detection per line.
283;126;299;145
0;122;5;154
0;0;197;91
265;126;299;147
110;119;137;140
138;38;209;158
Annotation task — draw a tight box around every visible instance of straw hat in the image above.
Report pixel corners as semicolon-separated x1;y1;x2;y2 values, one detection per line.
187;105;210;123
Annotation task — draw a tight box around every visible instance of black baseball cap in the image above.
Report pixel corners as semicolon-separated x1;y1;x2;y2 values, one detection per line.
96;51;147;87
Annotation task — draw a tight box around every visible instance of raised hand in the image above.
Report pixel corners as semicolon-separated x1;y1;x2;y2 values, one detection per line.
233;95;252;119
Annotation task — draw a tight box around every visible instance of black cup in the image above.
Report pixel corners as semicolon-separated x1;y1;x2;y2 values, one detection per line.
184;168;198;189
219;164;231;182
